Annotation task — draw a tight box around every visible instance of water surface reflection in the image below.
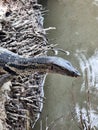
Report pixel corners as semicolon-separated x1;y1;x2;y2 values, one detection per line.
74;50;98;129
34;0;98;129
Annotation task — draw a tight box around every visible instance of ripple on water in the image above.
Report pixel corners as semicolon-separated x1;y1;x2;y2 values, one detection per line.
92;0;98;6
75;49;98;91
75;103;98;129
74;49;98;129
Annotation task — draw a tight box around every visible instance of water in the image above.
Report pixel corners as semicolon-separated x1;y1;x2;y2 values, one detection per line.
34;0;98;129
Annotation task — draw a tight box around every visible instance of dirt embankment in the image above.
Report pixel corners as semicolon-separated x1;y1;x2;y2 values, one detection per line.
0;0;52;130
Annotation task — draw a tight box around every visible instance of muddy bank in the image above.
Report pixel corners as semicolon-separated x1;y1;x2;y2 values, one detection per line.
0;0;52;130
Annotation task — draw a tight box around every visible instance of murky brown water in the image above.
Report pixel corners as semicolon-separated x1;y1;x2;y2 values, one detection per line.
34;0;98;129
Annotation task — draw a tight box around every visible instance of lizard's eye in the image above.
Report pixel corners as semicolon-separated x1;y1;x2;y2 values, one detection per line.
67;62;71;66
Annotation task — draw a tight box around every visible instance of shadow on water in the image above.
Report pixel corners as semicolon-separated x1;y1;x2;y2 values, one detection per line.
34;0;98;130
